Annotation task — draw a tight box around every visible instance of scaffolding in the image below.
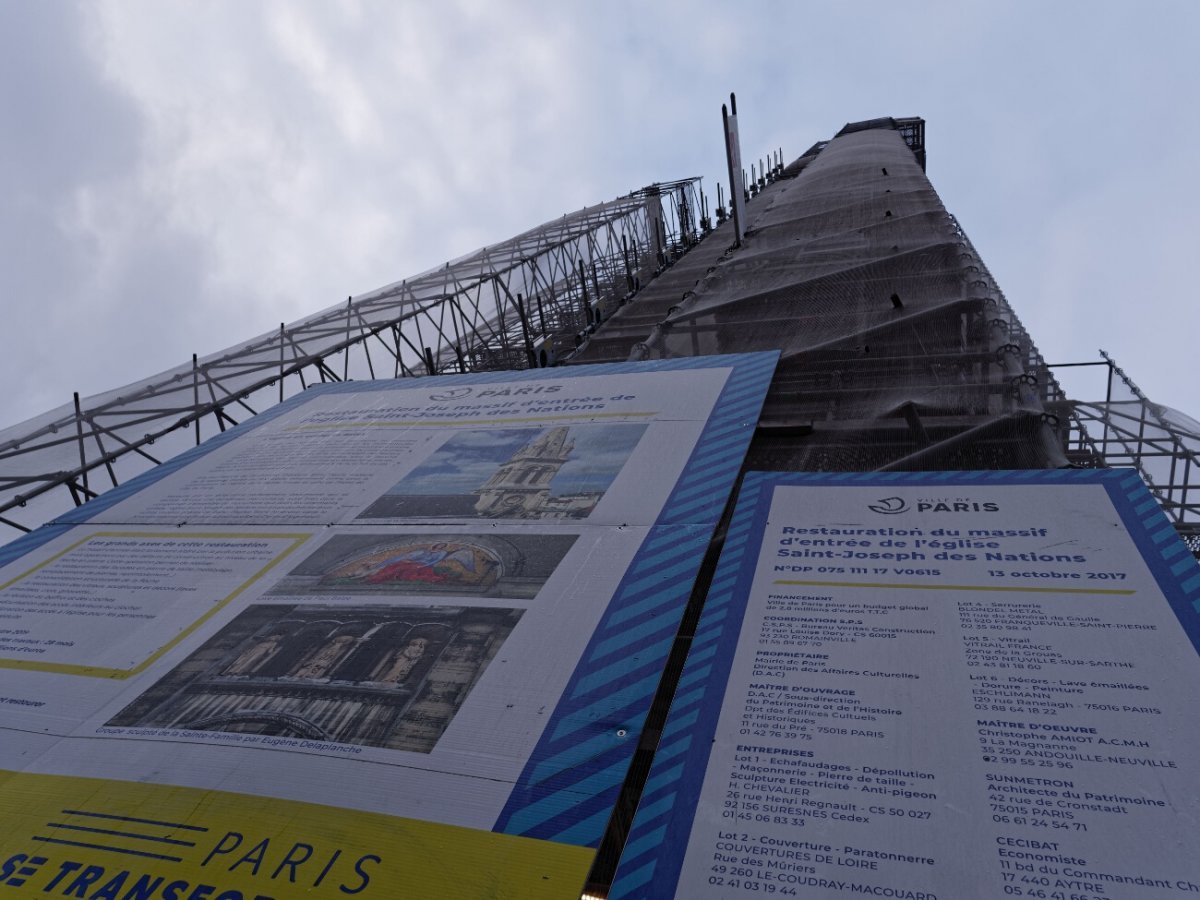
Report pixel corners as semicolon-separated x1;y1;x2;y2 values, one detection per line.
2;114;1199;900
1053;351;1200;549
573;124;1069;475
0;180;702;535
2;117;1198;561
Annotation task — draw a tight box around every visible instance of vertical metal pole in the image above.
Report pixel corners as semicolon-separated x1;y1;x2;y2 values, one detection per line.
343;297;352;381
1103;355;1115;456
677;189;688;247
361;331;376;380
515;293;536;368
578;260;591;324
621;234;633;290
449;302;465;371
591;261;602;306
192;354;201;446
722;96;744;246
73;392;88;493
279;323;285;404
492;278;510;353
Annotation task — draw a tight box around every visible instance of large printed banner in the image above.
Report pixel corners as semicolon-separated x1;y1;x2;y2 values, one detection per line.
611;470;1200;899
0;353;778;899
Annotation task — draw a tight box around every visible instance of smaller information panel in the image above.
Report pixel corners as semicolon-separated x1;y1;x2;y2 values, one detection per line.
612;470;1200;900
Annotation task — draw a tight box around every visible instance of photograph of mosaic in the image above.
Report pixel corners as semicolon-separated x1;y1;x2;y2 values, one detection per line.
268;532;577;599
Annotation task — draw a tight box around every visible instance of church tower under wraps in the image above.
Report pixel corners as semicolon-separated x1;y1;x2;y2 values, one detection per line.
0;113;1197;900
475;426;580;518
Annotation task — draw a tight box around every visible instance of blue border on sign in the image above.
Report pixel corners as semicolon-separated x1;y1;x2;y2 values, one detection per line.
492;352;779;844
49;356;770;529
609;469;1200;899
0;353;781;850
0;355;776;565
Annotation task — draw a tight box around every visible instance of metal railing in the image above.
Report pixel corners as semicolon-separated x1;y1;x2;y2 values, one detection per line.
1055;352;1200;532
0;179;704;537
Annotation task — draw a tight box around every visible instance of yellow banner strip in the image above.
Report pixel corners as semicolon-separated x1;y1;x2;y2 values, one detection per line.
289;410;659;429
0;769;593;899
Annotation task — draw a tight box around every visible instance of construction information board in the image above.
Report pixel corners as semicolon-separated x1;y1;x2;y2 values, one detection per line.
611;470;1200;900
0;353;777;900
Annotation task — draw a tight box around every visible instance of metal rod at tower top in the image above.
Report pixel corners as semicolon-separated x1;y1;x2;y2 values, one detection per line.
722;94;745;246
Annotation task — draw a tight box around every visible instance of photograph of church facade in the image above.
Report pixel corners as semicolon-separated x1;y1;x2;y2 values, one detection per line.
357;422;646;520
108;603;522;753
268;532;577;600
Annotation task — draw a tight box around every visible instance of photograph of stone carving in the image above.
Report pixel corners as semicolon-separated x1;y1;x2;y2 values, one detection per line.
107;603;522;753
357;423;647;520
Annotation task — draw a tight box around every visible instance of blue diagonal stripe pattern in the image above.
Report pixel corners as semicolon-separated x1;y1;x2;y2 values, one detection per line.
492;353;778;844
609;474;767;898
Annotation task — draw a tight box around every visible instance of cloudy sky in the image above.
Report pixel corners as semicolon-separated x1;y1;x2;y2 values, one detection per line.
2;0;1197;431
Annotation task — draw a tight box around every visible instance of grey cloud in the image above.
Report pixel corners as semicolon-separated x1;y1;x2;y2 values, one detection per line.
1;0;1198;428
0;2;217;423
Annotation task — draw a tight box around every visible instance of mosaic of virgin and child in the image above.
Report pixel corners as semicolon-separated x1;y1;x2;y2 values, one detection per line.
318;540;501;590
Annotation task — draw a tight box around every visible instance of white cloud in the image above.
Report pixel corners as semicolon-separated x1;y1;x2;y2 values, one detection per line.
1;0;1198;431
